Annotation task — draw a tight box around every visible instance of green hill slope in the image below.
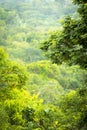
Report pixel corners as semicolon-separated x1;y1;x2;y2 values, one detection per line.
0;0;77;62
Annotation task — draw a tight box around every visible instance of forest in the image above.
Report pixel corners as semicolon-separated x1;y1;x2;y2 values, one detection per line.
0;0;87;130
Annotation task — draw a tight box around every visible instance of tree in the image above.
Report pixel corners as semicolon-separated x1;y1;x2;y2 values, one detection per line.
58;88;87;130
0;47;28;93
41;0;87;68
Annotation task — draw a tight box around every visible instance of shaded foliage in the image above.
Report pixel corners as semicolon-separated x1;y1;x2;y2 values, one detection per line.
41;0;87;68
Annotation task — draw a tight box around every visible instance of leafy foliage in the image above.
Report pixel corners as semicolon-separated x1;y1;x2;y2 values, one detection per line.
0;48;87;130
41;0;87;68
26;60;87;104
0;47;28;90
0;0;87;130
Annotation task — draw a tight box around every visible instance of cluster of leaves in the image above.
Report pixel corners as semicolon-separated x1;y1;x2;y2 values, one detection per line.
41;0;87;68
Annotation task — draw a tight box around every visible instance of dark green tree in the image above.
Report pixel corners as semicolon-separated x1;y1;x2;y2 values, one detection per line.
41;0;87;68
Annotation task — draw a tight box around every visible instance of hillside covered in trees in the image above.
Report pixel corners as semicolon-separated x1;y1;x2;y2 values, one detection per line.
0;0;87;130
0;0;77;62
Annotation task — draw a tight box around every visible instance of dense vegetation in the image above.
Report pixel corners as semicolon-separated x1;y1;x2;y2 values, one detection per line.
0;0;87;130
41;0;87;68
0;0;76;62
